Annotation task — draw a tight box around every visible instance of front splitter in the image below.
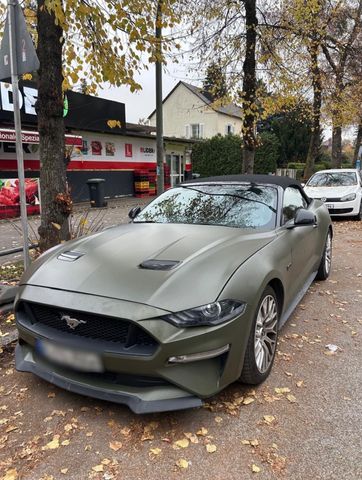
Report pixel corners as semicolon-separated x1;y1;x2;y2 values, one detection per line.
15;343;203;414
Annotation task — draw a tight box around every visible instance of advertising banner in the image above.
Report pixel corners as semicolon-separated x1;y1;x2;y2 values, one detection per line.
0;177;40;219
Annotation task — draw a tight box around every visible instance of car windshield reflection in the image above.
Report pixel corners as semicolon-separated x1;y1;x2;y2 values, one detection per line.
307;172;357;187
134;184;278;230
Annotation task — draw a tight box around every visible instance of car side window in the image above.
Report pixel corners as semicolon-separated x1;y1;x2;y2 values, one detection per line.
283;187;308;223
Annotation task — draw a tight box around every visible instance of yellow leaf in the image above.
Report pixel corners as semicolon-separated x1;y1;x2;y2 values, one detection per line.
214;416;223;423
51;222;61;230
176;459;189;469
287;394;297;403
174;438;189;449
251;464;261;473
243;397;255;405
42;435;60;450
250;439;259;447
101;458;111;465
263;415;276;425
149;447;161;455
64;423;72;432
91;465;103;473
206;444;217;453
196;427;208;436
296;381;304;388
109;441;122;451
60;468;68;474
120;427;131;436
3;469;18;480
184;432;198;443
61;439;70;446
241;439;250;445
275;387;291;394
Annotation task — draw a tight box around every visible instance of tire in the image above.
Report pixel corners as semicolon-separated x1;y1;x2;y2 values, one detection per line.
316;230;332;280
355;201;362;221
239;286;279;385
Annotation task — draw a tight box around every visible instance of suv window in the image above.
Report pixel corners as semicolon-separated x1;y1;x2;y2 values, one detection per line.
283;187;308;223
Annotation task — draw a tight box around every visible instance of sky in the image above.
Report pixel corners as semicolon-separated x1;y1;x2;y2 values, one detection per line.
98;63;198;124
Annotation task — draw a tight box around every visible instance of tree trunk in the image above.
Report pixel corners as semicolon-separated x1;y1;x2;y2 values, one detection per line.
37;0;71;251
331;125;342;168
305;41;322;180
241;0;257;174
353;121;362;164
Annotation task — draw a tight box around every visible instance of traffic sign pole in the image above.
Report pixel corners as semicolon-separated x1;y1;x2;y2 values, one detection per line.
8;0;30;269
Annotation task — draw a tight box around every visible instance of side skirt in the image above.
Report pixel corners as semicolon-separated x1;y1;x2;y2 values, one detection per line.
279;271;317;328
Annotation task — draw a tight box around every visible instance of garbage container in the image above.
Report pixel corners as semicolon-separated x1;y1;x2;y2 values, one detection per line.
86;178;107;207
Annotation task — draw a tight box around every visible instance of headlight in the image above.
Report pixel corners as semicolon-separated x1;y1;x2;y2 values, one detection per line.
340;193;356;202
162;300;246;327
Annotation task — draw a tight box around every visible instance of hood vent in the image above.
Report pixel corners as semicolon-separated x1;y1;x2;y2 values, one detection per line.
58;251;84;262
139;259;181;271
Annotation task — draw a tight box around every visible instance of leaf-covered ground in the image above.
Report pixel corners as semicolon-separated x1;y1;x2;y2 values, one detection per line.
0;219;361;480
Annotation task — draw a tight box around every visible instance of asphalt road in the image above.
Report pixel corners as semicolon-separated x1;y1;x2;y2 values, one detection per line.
0;218;361;480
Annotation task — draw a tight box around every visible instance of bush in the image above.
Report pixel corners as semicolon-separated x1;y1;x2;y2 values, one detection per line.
254;132;280;174
287;162;306;170
191;134;242;177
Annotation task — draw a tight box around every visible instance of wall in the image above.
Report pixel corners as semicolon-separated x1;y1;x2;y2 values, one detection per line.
216;113;243;137
149;83;219;139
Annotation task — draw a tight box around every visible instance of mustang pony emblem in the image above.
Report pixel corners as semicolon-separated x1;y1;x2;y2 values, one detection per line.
321;197;327;202
61;314;86;330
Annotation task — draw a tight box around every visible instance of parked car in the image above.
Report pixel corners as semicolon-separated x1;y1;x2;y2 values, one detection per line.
15;175;332;413
304;169;362;220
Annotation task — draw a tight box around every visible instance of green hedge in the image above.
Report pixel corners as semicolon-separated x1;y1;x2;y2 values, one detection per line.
191;134;242;177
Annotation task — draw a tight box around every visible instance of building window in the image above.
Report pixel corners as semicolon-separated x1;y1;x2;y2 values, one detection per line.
226;124;234;135
189;123;204;139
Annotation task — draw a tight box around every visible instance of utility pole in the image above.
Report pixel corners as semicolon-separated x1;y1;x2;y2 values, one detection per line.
8;0;30;269
155;0;164;195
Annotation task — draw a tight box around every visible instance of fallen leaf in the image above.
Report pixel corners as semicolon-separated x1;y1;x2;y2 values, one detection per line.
214;416;223;423
263;415;276;425
197;427;208;436
184;432;199;443
109;441;122;451
243;397;255;405
47;392;56;398
42;435;60;450
287;394;297;403
241;439;250;445
275;387;290;394
101;458;111;465
149;447;161;456
296;381;304;388
250;439;259;447
64;424;72;432
251;464;261;473
5;426;18;433
51;222;61;230
206;444;217;453
174;438;189;449
61;439;70;446
91;465;103;473
3;469;18;480
176;459;189;469
86;432;93;437
60;468;68;475
120;427;131;436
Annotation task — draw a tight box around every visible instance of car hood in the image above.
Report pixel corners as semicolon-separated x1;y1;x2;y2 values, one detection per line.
21;223;275;312
304;185;358;198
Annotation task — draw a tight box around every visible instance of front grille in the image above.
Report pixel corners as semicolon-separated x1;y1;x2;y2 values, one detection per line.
18;302;158;355
328;208;353;214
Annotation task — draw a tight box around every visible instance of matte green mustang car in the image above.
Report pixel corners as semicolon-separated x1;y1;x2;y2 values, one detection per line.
15;175;332;413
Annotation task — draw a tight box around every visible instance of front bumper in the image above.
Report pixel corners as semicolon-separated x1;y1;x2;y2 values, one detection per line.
15;343;202;414
15;285;252;412
324;199;360;216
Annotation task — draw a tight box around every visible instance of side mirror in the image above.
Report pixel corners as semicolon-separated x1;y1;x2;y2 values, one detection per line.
289;208;316;228
128;206;141;220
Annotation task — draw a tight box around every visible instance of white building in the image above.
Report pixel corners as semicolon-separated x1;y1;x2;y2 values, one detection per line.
148;81;243;140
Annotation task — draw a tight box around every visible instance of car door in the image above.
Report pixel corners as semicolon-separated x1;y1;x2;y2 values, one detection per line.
282;187;320;304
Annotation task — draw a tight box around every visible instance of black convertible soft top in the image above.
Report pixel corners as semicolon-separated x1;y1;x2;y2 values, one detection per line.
182;174;303;190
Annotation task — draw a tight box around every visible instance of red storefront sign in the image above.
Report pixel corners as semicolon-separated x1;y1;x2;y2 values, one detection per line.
0;128;82;146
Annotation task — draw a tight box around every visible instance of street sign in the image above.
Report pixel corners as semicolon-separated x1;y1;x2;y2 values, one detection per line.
0;0;39;80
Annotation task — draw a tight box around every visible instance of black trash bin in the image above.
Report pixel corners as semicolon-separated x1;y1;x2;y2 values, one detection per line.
86;178;107;208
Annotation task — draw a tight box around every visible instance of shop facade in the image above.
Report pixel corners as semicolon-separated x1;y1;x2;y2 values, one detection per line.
0;81;193;203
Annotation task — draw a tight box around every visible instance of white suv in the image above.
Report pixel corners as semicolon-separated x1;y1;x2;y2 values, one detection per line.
304;169;362;220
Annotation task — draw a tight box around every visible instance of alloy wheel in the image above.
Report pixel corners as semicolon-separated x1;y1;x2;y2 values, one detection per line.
254;295;278;373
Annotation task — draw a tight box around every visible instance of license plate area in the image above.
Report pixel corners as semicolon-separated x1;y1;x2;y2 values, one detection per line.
36;339;103;372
